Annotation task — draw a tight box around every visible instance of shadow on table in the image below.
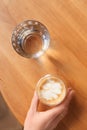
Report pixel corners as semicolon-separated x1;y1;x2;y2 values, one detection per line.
0;92;23;130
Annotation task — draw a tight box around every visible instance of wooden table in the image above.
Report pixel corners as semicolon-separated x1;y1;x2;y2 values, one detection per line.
0;0;87;129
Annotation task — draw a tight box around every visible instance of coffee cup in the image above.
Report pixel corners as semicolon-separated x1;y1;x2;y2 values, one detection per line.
36;74;67;106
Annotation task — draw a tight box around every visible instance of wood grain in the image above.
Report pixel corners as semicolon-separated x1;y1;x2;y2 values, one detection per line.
0;0;87;129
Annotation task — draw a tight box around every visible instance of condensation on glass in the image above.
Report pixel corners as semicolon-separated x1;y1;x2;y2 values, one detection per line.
11;20;50;58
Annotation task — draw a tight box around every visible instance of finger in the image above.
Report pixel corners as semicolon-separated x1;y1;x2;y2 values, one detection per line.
54;109;68;124
45;88;74;119
29;91;39;113
51;110;67;130
63;89;75;108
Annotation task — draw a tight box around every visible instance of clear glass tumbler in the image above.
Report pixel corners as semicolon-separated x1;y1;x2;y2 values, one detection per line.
11;20;50;58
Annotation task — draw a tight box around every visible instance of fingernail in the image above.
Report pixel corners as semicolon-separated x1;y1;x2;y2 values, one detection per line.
68;87;72;91
67;87;72;94
71;90;75;95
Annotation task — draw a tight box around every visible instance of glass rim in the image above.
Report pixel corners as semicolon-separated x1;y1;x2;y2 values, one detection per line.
11;20;50;58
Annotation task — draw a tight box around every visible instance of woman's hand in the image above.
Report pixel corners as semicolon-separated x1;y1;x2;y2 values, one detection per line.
24;88;74;130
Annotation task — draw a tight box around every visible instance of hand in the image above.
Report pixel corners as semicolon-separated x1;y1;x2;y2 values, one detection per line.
24;88;74;130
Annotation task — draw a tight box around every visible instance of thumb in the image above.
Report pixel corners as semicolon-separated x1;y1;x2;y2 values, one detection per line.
29;91;39;113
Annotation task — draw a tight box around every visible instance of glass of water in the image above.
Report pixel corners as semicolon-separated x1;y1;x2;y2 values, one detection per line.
11;20;50;58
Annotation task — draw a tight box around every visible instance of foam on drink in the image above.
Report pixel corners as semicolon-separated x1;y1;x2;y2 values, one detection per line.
40;80;62;100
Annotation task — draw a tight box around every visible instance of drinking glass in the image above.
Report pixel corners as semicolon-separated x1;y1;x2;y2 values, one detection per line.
11;20;50;58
